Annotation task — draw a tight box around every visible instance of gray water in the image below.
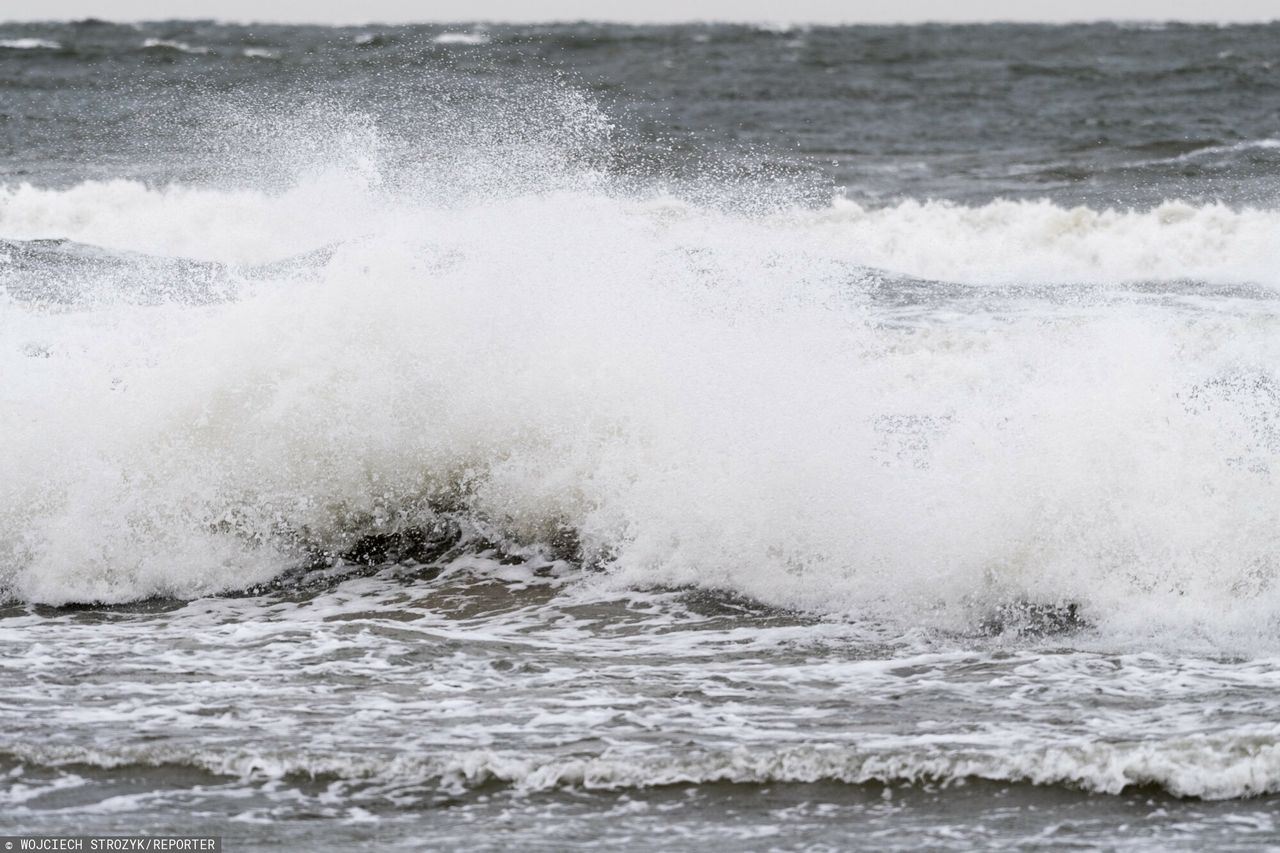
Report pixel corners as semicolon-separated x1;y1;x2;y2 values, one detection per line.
3;19;1280;851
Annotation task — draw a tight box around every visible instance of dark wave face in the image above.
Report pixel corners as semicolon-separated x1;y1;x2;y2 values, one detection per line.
4;18;1280;853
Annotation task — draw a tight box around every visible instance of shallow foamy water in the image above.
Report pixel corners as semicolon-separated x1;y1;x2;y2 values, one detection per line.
3;564;1280;850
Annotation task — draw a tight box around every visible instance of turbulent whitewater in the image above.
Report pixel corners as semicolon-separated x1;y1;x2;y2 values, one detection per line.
3;18;1280;851
6;174;1280;646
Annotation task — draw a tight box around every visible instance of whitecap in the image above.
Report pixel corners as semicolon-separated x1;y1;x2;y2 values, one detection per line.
141;38;211;55
1175;138;1280;161
0;38;61;50
433;32;490;46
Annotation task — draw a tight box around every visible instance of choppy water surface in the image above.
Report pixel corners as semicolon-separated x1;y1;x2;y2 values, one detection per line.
3;18;1280;851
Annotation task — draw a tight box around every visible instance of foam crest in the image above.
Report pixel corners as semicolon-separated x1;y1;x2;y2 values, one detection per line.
0;179;375;264
8;738;1280;800
810;197;1280;286
0;38;61;50
3;183;1277;284
140;38;211;55
433;33;491;45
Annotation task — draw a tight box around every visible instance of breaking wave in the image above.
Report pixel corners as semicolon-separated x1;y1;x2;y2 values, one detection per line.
2;92;1280;650
2;180;1278;281
7;737;1280;800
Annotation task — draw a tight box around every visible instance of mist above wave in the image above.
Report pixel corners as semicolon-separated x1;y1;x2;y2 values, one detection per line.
2;88;1280;649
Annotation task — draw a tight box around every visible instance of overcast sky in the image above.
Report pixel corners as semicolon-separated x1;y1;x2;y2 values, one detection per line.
3;0;1278;25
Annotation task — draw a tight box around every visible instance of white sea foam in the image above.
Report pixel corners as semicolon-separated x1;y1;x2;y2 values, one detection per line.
4;569;1279;804
809;196;1280;286
0;179;376;264
2;182;1276;283
0;38;61;50
433;32;490;46
141;38;211;55
2;99;1280;649
1176;138;1280;161
6;735;1280;800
